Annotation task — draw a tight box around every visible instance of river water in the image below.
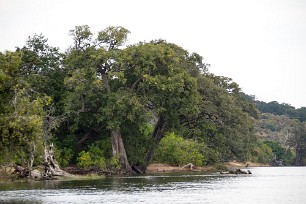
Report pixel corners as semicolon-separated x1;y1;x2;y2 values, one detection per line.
0;167;306;204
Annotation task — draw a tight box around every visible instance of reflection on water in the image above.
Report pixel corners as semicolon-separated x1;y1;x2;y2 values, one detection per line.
1;167;306;204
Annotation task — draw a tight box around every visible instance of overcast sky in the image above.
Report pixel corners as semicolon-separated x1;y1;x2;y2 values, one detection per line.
1;0;306;108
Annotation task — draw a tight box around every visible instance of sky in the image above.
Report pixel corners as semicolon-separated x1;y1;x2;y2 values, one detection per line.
1;0;306;108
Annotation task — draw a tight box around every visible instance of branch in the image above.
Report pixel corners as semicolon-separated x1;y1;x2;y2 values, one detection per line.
131;77;142;92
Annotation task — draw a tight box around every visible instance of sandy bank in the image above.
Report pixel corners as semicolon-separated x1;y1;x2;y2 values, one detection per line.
146;161;268;173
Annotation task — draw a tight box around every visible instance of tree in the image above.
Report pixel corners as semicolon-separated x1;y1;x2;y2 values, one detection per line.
180;74;258;162
0;51;50;169
65;26;134;171
118;41;202;170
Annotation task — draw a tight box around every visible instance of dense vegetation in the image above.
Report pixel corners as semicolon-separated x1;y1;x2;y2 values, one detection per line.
1;26;306;174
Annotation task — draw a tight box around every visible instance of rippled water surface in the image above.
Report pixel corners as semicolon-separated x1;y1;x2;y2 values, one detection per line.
1;167;306;204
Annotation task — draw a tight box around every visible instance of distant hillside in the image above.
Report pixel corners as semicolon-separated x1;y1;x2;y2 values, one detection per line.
251;99;306;166
255;113;298;149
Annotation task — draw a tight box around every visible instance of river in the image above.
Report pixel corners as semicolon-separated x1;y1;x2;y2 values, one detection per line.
0;167;306;204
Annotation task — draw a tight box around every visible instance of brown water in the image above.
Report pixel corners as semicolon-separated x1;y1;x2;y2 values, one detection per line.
0;167;306;204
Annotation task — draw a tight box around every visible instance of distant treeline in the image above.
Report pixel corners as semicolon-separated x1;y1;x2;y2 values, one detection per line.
255;100;306;122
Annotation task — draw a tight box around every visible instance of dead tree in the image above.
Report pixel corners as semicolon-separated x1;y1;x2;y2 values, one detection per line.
43;143;68;178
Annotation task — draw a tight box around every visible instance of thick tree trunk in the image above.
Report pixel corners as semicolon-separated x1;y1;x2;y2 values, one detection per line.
111;129;132;172
100;70;131;173
141;116;166;172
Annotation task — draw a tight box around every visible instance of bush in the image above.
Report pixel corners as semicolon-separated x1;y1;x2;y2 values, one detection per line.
77;142;107;169
154;132;205;166
109;154;121;169
77;151;92;168
55;147;74;167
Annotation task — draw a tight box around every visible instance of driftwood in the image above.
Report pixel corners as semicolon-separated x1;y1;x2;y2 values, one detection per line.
181;163;195;170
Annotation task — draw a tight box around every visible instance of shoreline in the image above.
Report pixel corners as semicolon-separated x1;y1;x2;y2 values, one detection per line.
146;161;269;173
0;161;269;183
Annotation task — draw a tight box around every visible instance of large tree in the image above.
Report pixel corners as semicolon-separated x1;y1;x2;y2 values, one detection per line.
119;41;202;169
65;26;136;171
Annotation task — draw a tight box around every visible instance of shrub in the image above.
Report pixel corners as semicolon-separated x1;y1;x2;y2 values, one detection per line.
77;142;107;169
55;147;74;167
77;151;92;168
154;132;205;166
109;154;121;169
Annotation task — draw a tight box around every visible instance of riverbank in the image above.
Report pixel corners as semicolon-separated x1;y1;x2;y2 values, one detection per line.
0;165;105;183
0;161;268;183
146;161;268;173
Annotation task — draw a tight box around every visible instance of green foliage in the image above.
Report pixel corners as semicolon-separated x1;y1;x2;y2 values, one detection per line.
77;142;107;169
77;151;92;168
181;74;257;162
109;155;121;169
55;147;74;167
251;142;274;163
264;141;295;165
199;146;222;165
121;122;153;166
0;51;51;165
155;132;205;166
265;122;277;132
124;41;201;125
19;34;65;116
97;26;130;49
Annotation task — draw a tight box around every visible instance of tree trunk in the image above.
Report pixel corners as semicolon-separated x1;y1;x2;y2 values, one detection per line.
111;129;132;172
141;116;166;172
28;143;35;178
101;70;131;173
101;71;111;93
